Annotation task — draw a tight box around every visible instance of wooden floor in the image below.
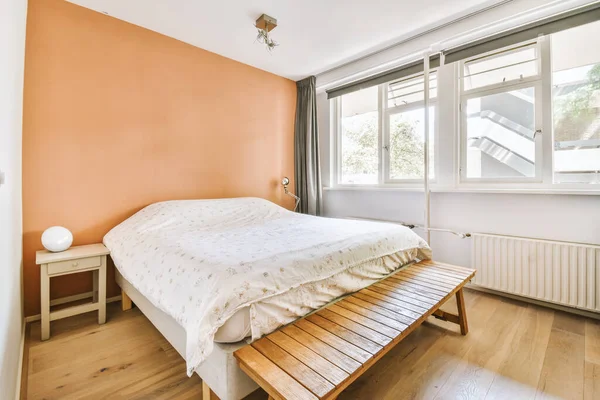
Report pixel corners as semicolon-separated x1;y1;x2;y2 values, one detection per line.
24;289;600;400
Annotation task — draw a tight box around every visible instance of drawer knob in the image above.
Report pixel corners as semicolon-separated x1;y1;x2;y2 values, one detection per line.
72;261;79;267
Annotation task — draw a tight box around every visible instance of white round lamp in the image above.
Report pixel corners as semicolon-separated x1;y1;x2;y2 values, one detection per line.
41;226;73;252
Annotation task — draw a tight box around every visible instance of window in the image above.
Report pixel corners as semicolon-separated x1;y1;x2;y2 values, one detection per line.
460;44;542;181
339;86;379;184
551;20;600;184
387;107;435;180
331;19;600;190
385;74;435;181
335;72;436;185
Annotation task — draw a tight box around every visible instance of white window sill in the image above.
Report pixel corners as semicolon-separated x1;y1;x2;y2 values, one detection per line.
323;185;600;196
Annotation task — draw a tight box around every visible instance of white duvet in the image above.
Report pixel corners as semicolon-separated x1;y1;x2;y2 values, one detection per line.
103;197;431;375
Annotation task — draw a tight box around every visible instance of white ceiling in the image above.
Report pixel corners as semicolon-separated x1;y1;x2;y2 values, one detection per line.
67;0;506;81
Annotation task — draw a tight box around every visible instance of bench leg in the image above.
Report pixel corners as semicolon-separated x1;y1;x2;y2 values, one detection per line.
456;288;468;335
121;289;133;311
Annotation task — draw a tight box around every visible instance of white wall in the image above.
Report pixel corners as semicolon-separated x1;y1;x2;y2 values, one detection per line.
323;189;600;268
0;0;27;399
318;1;600;269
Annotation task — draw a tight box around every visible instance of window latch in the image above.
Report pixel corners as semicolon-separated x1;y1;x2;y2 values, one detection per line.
383;145;390;151
534;129;542;138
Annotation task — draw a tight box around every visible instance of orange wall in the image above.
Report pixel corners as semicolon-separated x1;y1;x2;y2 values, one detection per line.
22;0;297;316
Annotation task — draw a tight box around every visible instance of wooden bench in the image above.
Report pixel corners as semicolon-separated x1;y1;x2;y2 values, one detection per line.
232;260;476;400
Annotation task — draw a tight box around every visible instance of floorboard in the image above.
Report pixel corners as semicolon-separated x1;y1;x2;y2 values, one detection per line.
485;304;554;400
24;289;598;400
536;326;585;400
433;297;527;399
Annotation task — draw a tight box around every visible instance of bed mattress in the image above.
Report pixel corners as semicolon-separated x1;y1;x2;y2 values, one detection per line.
103;197;431;375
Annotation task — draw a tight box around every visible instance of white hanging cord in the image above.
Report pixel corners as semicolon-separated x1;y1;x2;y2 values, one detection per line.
345;216;471;239
423;53;431;243
413;224;471;239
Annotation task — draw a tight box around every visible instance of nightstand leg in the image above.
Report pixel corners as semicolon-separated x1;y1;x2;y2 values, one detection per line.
41;264;50;341
92;270;99;302
98;257;107;324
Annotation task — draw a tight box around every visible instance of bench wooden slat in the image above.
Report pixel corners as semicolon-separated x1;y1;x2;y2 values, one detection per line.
305;314;383;355
294;319;372;364
266;331;349;386
252;338;335;398
326;304;401;339
356;290;429;314
351;292;430;320
388;274;457;293
377;277;447;299
335;300;409;331
395;269;462;288
375;281;443;302
405;265;465;284
344;296;417;326
281;325;363;375
411;265;469;281
234;261;476;400
317;309;392;347
419;261;473;276
385;276;449;297
362;286;438;310
235;346;319;400
412;266;472;285
388;274;458;292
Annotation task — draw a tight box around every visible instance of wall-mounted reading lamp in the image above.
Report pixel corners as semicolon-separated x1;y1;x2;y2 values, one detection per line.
282;177;300;212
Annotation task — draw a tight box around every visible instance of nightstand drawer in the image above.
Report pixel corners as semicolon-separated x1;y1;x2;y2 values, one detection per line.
47;256;101;275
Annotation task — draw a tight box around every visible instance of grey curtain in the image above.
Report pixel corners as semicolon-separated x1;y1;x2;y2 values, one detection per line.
294;76;322;215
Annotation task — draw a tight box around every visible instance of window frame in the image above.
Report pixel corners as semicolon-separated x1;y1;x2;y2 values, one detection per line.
461;42;540;94
333;85;381;186
332;71;438;187
459;80;544;183
458;40;545;184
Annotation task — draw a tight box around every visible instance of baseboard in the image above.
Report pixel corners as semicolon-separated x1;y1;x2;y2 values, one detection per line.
24;294;123;323
24;315;39;323
14;321;25;400
468;284;600;320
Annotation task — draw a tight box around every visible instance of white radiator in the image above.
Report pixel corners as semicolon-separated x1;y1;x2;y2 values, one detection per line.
471;233;600;312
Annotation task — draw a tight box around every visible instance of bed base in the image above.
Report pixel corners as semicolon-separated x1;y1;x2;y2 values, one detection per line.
232;260;475;400
115;270;259;400
121;290;133;311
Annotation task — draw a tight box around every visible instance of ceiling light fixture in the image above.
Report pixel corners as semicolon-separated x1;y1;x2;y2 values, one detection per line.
255;14;279;52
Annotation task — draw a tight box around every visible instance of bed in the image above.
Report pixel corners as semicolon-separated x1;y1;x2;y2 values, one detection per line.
103;197;431;400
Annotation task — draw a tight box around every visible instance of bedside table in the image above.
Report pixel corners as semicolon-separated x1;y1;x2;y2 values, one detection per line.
36;243;110;340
